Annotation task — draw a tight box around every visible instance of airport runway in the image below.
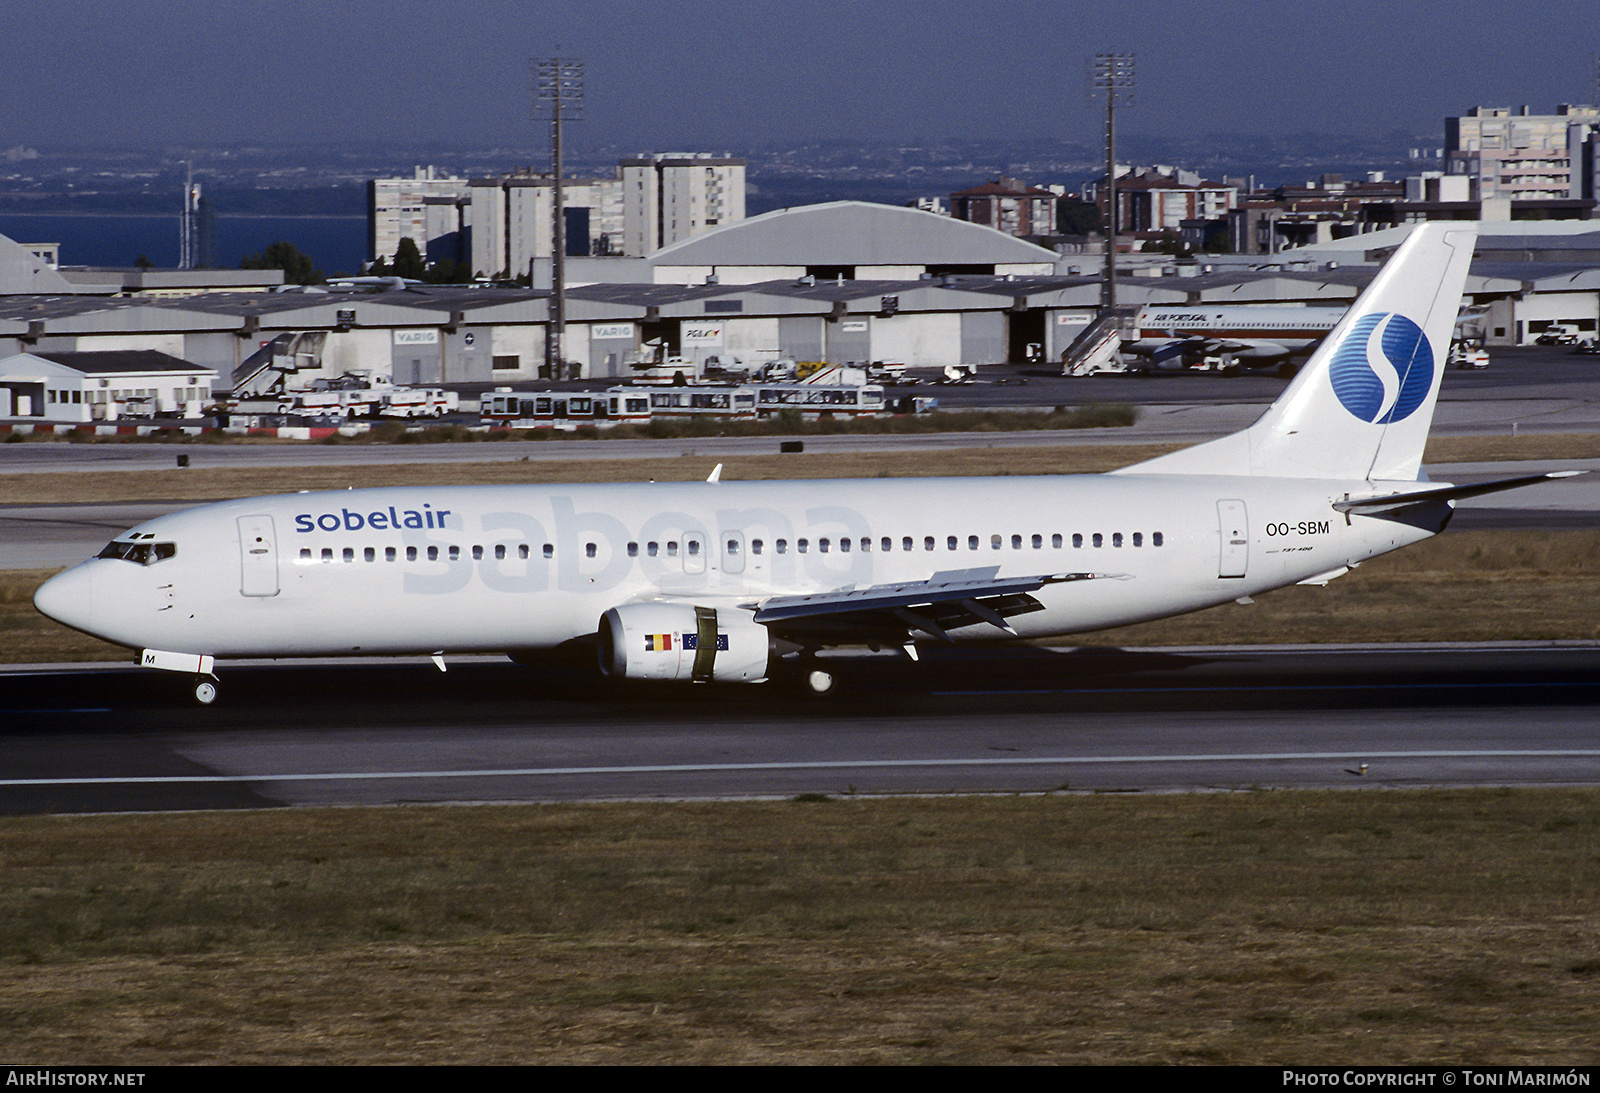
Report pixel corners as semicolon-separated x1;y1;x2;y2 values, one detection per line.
2;644;1597;814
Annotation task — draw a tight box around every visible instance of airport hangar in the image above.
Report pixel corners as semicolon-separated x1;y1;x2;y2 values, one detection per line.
0;205;1597;404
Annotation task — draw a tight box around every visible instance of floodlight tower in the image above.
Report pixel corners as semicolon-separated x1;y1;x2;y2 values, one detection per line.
534;57;583;376
1089;52;1134;309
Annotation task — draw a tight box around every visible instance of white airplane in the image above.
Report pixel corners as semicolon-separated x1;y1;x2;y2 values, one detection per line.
34;223;1578;705
1125;304;1345;371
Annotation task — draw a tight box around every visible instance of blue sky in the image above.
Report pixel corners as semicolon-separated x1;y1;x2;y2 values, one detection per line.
5;0;1596;149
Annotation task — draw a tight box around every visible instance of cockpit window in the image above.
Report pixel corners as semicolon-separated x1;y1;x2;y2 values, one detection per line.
97;540;176;565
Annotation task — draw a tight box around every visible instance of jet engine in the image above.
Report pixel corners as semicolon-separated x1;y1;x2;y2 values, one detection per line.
598;603;771;683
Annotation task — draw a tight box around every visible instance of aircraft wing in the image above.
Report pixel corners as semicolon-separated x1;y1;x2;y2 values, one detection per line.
749;566;1123;643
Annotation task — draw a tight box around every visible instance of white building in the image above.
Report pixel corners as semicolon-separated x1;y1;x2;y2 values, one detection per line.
367;166;473;266
468;173;627;280
620;154;746;256
0;350;217;421
1446;104;1600;201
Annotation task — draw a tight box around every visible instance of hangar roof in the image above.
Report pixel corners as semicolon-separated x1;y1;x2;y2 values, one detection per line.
646;201;1059;266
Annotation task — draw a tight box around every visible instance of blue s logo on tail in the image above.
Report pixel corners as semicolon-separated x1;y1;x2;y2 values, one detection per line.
1327;312;1434;424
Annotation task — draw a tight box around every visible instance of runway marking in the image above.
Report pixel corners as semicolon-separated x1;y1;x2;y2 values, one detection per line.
931;681;1598;696
5;750;1600;787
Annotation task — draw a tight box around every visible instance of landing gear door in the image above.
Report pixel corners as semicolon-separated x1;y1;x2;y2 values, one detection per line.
237;514;280;597
1217;499;1248;579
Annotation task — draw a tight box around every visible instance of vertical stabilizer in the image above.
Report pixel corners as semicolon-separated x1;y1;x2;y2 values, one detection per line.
1114;222;1477;481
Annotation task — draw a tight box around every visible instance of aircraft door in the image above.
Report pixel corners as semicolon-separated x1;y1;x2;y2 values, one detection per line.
1217;500;1248;578
237;514;280;597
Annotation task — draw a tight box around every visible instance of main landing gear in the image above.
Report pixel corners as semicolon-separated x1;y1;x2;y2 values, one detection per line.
802;665;836;696
192;675;219;706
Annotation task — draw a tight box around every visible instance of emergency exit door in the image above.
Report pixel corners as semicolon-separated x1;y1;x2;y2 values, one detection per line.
1217;500;1248;578
237;515;280;597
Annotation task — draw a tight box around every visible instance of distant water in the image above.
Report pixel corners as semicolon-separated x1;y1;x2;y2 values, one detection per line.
0;214;368;276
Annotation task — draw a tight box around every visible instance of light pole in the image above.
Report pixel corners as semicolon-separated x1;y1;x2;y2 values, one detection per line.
534;57;583;378
1090;52;1134;310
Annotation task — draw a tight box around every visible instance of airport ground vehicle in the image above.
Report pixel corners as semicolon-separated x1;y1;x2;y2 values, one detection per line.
482;383;888;429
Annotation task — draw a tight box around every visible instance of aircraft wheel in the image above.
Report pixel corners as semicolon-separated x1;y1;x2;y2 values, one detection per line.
803;666;836;697
193;677;218;706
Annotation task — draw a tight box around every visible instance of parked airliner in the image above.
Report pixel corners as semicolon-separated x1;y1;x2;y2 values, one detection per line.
1124;305;1345;371
34;224;1575;704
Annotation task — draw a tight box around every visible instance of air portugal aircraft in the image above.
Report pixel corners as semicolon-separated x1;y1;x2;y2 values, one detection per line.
34;224;1577;704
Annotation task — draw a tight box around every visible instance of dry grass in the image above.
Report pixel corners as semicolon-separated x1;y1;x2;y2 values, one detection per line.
1;432;1594;505
0;792;1594;1064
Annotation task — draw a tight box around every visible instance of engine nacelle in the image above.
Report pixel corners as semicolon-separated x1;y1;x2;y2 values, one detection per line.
598;603;771;683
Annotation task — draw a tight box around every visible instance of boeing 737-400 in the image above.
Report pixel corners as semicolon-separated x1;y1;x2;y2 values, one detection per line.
33;223;1578;704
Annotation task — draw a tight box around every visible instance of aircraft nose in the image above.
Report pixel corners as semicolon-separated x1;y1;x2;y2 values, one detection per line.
33;565;96;632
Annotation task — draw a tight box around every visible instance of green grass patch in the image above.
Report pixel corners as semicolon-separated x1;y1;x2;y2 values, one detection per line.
0;791;1595;1063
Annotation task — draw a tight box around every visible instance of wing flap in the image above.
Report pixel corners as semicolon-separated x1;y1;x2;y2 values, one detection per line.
750;567;1123;641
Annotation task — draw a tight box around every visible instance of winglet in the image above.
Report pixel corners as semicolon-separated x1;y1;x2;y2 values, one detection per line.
706;463;723;483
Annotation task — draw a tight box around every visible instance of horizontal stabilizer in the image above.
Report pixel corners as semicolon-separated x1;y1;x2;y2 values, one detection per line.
1332;471;1585;515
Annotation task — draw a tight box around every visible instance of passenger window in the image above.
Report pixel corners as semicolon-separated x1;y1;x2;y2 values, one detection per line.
495;544;506;560
1031;534;1041;549
968;535;979;551
519;544;529;559
322;548;334;563
427;546;439;561
407;546;418;561
798;539;809;554
627;542;638;557
687;540;699;557
667;541;679;557
726;538;740;555
364;547;376;562
586;543;597;558
752;539;764;555
1092;534;1103;548
776;539;788;554
1052;534;1063;549
343;548;355;563
946;536;957;551
648;541;658;557
1153;532;1164;547
543;544;554;559
386;547;397;561
991;534;1002;550
903;537;913;552
1133;533;1143;547
472;545;484;560
1072;534;1082;549
924;537;934;551
299;548;312;562
1112;533;1123;548
448;546;460;561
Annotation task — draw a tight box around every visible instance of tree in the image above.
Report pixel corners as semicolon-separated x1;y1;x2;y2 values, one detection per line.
1057;197;1103;236
241;241;322;285
391;237;426;280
